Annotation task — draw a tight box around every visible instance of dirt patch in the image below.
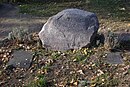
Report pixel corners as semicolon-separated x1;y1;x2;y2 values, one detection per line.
0;4;47;39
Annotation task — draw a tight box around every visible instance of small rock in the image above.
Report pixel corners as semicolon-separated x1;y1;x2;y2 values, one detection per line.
106;52;123;64
7;50;33;69
107;32;130;50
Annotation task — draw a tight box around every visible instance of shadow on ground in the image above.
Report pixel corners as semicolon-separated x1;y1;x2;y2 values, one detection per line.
0;4;46;39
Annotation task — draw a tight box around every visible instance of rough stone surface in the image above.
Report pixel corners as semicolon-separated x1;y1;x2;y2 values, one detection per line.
107;32;130;50
8;50;33;69
106;52;123;64
39;8;99;51
118;33;130;49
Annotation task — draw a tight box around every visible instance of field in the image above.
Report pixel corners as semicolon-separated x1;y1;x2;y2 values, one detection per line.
0;1;130;87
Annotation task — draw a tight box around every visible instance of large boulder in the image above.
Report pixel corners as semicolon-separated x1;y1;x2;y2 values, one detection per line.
39;8;99;51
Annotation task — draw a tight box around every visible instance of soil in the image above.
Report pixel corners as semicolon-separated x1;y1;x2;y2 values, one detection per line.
0;4;47;39
0;3;130;87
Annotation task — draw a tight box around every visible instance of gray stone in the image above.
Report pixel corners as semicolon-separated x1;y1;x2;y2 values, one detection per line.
118;33;130;50
106;52;123;64
39;8;99;51
107;32;130;50
8;50;33;69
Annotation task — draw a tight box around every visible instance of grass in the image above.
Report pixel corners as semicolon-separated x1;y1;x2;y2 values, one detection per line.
91;73;119;86
51;51;61;59
88;0;130;20
19;0;130;21
27;74;47;87
72;48;94;63
18;1;87;17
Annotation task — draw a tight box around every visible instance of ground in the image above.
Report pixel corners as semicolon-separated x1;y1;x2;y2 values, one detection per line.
0;1;130;87
0;4;47;39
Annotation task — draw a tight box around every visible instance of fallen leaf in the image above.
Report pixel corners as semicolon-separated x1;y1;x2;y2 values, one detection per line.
73;81;78;86
77;70;84;75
